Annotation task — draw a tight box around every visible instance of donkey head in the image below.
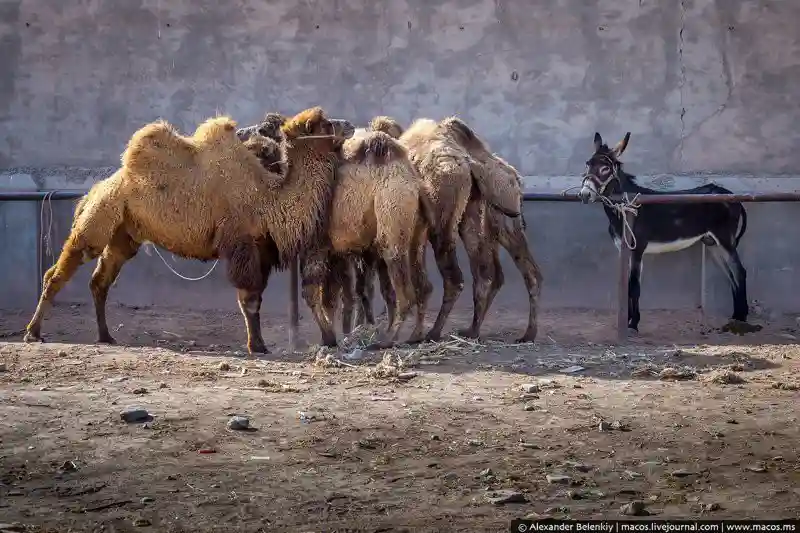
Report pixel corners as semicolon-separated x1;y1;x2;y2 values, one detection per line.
578;131;630;204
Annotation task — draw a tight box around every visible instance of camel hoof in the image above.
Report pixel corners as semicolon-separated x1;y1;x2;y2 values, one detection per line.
515;332;537;344
365;340;393;351
23;331;43;343
321;339;338;349
424;331;442;343
248;343;270;355
455;328;480;340
404;335;425;346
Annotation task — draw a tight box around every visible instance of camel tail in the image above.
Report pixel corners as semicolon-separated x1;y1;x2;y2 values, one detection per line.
440;116;486;152
417;190;438;240
468;159;521;218
369;116;404;139
351;132;406;166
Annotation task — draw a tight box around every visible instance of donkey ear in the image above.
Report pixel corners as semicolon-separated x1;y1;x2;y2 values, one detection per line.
593;132;603;152
613;132;631;157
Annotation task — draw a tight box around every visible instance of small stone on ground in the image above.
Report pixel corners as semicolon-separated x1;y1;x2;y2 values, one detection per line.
620;500;649;516
227;416;250;430
120;407;149;423
484;489;526;505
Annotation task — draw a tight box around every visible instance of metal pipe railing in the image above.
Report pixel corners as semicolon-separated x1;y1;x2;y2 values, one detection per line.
4;188;800;344
0;190;86;201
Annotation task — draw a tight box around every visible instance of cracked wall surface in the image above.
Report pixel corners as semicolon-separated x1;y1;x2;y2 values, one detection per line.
1;0;800;319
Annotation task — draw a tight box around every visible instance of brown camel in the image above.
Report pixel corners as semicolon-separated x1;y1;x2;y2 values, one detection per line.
24;107;343;355
353;116;543;343
240;117;435;349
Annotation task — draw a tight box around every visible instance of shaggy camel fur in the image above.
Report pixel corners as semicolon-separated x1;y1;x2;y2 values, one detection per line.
240;116;435;348
24;107;341;355
352;116;543;343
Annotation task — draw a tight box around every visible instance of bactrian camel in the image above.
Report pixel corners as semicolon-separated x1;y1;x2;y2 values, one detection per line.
24;107;345;355
353;115;543;343
239;116;435;349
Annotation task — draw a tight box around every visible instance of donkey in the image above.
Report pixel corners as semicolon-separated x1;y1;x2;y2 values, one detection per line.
578;131;760;335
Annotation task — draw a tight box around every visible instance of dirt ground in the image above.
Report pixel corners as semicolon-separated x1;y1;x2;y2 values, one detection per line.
1;302;799;532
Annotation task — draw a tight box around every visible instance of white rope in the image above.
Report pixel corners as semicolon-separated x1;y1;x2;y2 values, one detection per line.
39;190;56;260
150;245;219;281
599;192;640;250
563;183;641;250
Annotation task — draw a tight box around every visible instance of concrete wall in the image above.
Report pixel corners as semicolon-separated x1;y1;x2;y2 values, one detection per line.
1;0;799;318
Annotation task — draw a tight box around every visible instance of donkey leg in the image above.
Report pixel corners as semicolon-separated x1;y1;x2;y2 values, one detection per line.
627;249;644;333
497;219;543;342
709;243;760;333
89;231;140;344
425;232;464;342
25;237;92;343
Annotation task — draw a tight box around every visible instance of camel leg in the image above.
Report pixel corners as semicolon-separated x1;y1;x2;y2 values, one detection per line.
425;231;464;342
367;254;413;350
300;252;338;348
406;228;433;345
89;231;140;344
376;257;396;329
457;200;496;339
235;289;267;354
25;237;91;343
485;244;505;314
497;218;542;343
353;252;377;327
337;257;356;336
225;239;270;355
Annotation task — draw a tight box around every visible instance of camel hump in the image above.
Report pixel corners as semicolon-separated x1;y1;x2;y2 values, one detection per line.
370;116;404;139
351;131;406;166
439;116;487;151
193;115;239;145
121;119;196;174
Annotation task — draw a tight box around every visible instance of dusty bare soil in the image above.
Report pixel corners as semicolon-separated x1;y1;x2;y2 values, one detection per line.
1;303;799;532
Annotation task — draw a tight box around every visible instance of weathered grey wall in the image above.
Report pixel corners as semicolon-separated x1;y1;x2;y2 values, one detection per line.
1;0;799;322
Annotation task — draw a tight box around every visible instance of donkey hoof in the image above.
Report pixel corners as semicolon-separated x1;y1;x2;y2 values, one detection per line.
720;319;762;335
627;327;640;337
97;335;117;345
23;331;43;343
516;333;537;344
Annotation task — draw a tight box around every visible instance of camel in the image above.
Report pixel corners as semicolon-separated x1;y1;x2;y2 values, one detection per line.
24;107;344;355
239;116;435;349
351;115;543;343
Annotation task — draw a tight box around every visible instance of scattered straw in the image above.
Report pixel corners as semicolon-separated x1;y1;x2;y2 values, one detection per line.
701;370;746;385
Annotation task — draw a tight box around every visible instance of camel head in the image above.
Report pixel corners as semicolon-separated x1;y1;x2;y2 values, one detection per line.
329;118;356;141
237;112;287;143
369;116;404;139
242;133;289;178
280;107;335;140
